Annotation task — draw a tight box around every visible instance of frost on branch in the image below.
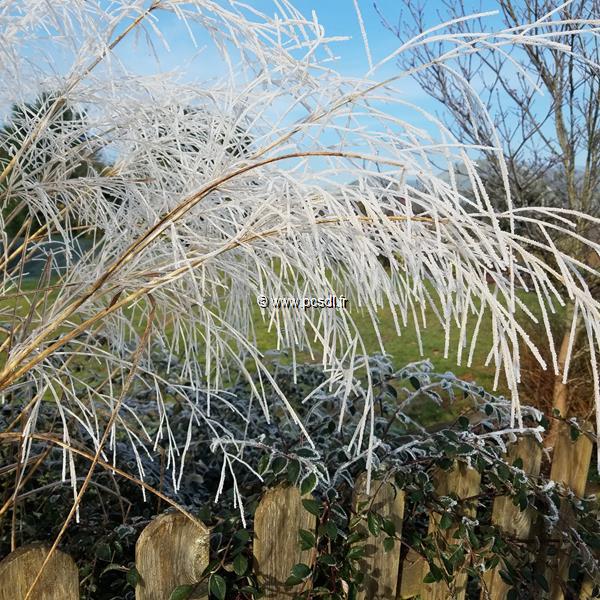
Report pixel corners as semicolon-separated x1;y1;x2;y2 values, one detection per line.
0;0;599;505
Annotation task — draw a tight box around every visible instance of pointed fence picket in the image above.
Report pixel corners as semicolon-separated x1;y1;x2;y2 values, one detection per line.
481;436;543;600
546;423;594;600
398;461;481;600
0;431;597;600
253;484;317;599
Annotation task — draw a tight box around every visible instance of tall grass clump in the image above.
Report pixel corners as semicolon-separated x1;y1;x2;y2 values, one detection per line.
0;0;599;548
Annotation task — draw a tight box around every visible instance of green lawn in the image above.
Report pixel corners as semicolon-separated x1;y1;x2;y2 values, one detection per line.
2;277;542;392
251;302;499;385
2;276;549;424
249;301;505;426
250;290;546;392
248;285;551;424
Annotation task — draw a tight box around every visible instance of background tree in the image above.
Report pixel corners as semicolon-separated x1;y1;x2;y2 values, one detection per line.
380;0;600;438
0;92;106;239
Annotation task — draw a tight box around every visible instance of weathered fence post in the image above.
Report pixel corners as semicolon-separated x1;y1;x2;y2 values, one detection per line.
546;423;594;600
398;460;481;600
481;436;543;600
0;544;79;599
253;485;316;599
353;473;405;600
136;511;210;600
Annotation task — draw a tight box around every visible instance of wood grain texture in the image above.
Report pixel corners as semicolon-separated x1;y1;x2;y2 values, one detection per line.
253;485;316;599
425;461;481;600
399;461;481;600
136;511;210;600
482;436;542;600
0;544;78;600
353;474;405;600
397;548;425;599
550;424;593;495
547;424;594;600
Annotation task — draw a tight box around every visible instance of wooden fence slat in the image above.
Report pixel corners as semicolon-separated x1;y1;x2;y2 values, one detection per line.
424;461;482;600
398;461;481;600
481;436;543;600
136;511;210;600
253;485;316;599
550;425;593;495
0;544;79;600
547;423;594;600
397;549;425;599
353;473;405;600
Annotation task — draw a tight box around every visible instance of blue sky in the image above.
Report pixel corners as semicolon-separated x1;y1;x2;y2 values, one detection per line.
2;0;507;135
117;0;502;79
116;0;413;78
1;0;483;179
230;0;410;76
4;1;564;170
108;0;520;171
110;1;456;144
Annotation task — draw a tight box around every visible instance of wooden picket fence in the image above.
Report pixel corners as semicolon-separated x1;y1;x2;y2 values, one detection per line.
0;424;598;600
